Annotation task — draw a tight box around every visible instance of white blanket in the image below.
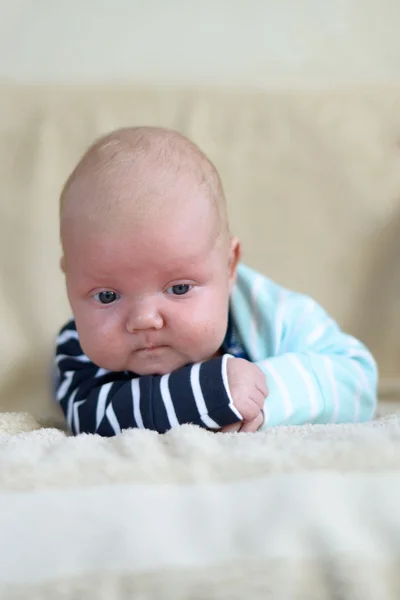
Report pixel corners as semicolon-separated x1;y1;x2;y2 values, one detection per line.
1;412;400;599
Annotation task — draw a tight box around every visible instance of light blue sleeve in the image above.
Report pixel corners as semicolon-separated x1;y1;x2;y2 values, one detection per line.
254;286;378;428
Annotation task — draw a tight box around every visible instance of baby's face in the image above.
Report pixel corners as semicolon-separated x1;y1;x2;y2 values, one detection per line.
63;201;239;375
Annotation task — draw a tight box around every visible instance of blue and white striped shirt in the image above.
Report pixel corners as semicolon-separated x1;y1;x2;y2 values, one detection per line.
231;265;377;428
54;264;377;435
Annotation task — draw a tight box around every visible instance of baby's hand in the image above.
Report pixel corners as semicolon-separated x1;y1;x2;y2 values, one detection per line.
221;411;264;433
226;357;268;425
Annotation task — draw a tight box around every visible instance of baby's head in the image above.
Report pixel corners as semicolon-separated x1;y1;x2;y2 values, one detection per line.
60;126;241;375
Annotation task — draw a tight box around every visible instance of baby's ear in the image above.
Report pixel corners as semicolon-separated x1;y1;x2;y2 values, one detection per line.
60;256;66;273
228;236;241;291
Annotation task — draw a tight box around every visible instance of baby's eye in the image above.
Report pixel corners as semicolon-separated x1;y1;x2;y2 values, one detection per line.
93;291;120;304
166;284;191;296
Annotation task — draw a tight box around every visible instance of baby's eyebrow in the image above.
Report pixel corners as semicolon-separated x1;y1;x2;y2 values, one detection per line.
161;268;203;280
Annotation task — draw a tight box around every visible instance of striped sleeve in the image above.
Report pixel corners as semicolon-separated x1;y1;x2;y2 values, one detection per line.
54;320;242;436
254;289;378;429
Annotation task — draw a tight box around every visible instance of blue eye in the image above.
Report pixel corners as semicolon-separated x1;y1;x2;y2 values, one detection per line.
93;291;120;304
167;284;191;296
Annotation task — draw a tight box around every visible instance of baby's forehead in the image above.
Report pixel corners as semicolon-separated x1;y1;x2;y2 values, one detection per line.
63;160;216;229
62;202;223;284
62;171;217;241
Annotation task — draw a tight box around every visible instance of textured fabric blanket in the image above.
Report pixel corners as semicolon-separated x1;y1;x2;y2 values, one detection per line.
1;412;400;599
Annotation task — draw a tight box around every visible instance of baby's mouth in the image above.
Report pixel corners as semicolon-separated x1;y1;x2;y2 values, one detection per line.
135;345;167;353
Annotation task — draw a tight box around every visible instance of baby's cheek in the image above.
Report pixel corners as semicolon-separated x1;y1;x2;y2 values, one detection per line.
185;317;224;353
78;321;120;369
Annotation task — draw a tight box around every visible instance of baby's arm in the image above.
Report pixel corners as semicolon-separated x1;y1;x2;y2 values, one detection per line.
55;320;243;436
254;291;378;428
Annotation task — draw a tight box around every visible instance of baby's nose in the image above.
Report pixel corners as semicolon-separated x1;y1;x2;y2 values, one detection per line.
126;297;163;332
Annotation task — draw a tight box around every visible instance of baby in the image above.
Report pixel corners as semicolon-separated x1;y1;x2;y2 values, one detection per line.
55;126;378;436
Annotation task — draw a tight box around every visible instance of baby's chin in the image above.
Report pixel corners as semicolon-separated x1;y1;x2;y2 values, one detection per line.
91;347;223;376
127;351;195;375
127;349;222;376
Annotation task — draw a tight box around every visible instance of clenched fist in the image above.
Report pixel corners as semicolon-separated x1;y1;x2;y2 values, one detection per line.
224;357;268;431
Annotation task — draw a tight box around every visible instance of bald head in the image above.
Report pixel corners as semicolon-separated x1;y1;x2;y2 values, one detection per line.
60;126;229;248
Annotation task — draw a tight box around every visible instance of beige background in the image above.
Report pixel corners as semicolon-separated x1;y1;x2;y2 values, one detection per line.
1;0;399;87
0;2;399;421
